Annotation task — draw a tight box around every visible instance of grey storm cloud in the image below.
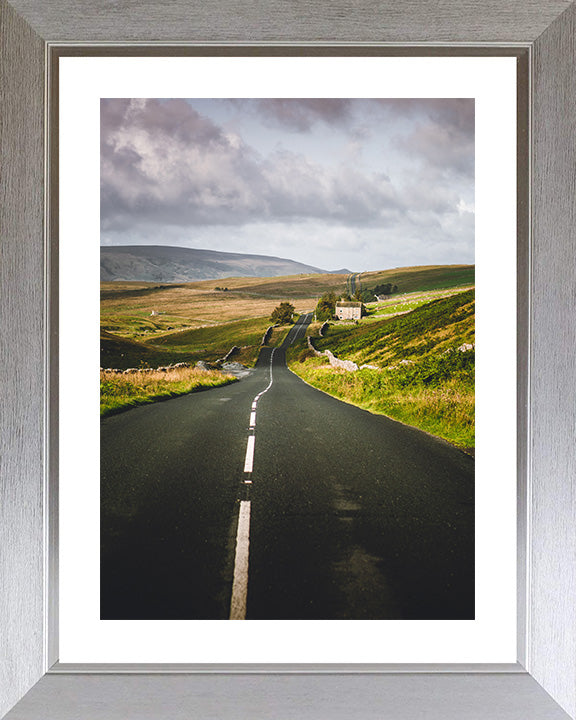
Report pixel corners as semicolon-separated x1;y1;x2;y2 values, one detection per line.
248;98;474;176
100;98;408;232
246;98;473;137
381;99;474;131
248;98;353;132
391;100;474;177
397;123;474;177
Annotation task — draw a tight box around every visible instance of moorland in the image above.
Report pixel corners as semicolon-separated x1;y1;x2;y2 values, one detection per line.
100;264;475;447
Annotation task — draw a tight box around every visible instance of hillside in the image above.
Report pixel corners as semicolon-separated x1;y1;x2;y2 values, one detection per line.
101;245;349;282
316;289;475;366
101;316;279;370
357;265;474;296
289;290;475;449
100;272;350;341
100;329;190;370
101;265;475;396
100;265;473;342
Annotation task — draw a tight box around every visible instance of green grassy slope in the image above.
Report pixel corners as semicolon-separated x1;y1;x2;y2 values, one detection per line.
101;316;287;370
358;265;474;294
100;265;475;382
289;290;475;449
317;289;475;366
100;330;193;370
150;316;270;351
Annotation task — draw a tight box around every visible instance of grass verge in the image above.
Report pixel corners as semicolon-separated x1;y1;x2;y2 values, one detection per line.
288;355;474;450
268;324;293;347
101;366;237;417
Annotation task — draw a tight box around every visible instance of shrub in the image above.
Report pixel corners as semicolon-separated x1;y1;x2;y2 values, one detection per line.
270;302;295;324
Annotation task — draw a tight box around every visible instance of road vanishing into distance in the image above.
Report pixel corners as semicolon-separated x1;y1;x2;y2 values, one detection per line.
101;313;474;620
346;272;361;297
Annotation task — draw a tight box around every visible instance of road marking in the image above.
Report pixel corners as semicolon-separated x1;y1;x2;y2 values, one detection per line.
243;435;255;473
243;348;276;475
229;500;251;620
230;316;311;620
262;348;275;392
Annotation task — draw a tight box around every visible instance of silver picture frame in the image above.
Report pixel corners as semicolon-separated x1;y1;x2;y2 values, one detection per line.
1;1;575;718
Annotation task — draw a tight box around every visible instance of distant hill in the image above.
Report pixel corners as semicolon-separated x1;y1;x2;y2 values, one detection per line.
100;245;349;282
358;265;474;295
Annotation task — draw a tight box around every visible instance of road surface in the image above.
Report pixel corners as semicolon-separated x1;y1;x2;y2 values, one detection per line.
101;313;474;620
347;272;361;297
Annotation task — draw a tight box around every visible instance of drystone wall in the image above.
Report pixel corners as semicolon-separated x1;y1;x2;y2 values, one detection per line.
307;336;359;371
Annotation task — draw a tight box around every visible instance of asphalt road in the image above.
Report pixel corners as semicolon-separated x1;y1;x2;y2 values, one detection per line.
347;272;361;296
101;313;474;620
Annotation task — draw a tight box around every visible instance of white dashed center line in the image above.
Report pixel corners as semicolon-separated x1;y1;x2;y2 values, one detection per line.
243;435;255;473
242;348;276;479
229;500;251;620
228;316;311;620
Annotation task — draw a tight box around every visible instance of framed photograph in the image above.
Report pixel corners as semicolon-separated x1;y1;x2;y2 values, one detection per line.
60;54;516;665
1;2;575;719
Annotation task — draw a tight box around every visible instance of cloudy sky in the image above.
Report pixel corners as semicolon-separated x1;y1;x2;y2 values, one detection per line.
101;98;474;272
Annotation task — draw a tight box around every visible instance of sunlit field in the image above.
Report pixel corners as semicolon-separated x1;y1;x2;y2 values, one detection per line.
100;366;237;417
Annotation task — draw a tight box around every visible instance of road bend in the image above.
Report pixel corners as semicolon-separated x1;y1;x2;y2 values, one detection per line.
101;312;474;620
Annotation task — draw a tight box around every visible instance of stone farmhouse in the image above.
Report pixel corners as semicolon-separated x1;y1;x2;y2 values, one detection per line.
335;301;362;320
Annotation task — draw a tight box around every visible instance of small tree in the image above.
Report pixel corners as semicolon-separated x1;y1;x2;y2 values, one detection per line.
372;282;397;297
316;291;337;321
270;302;295;324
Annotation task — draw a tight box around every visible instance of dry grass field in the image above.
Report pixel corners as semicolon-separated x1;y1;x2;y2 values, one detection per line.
100;276;303;370
100;266;472;341
101;272;349;340
100;265;475;436
100;265;475;373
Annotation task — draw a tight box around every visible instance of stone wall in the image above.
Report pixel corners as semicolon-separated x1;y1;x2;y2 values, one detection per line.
261;325;274;345
307;336;358;371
